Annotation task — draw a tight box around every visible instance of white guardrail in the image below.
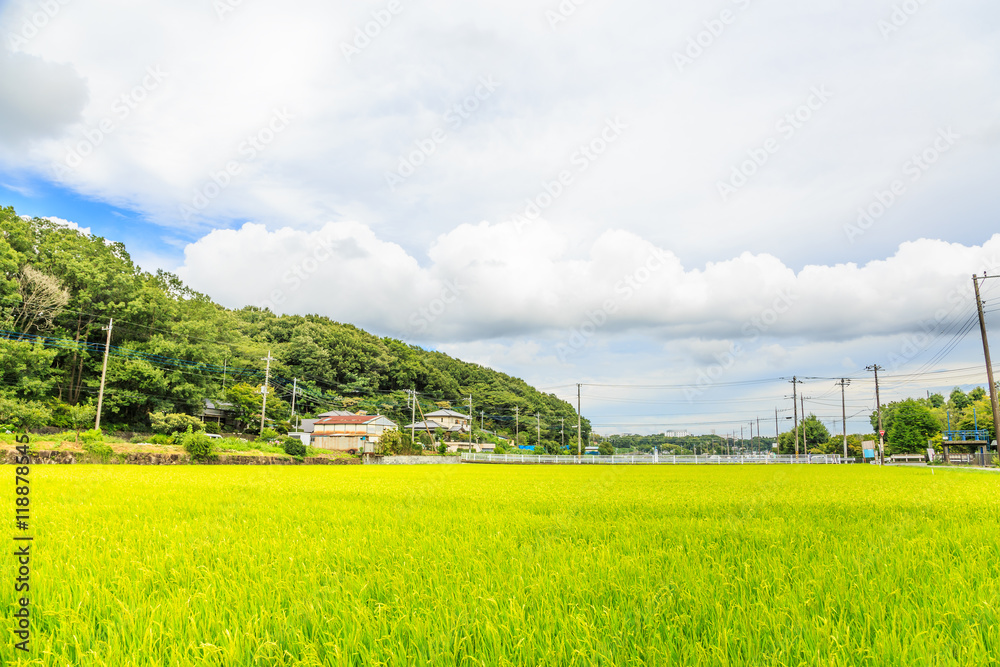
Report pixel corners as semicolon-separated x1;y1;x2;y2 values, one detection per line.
460;453;846;465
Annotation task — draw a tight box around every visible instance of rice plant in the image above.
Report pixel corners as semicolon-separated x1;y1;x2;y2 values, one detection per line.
1;465;997;665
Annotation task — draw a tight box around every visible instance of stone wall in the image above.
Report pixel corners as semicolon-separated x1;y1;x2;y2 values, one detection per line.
364;455;462;465
3;450;362;466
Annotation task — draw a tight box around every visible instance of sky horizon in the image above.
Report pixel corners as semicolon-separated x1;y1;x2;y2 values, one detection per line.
2;0;999;436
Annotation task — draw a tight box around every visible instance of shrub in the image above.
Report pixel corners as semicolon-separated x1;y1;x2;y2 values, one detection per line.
179;426;216;462
80;429;104;444
259;427;279;441
83;440;114;462
149;433;174;445
203;421;221;434
150;412;203;435
376;429;403;455
437;442;447;455
282;437;307;458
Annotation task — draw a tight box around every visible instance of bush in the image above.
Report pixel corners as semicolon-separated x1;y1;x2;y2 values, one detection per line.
203;421;221;434
376;429;403;455
149;433;174;445
259;427;279;441
83;440;114;462
437;442;447;455
282;437;307;458
80;429;104;444
150;412;203;435
0;396;52;430
179;426;216;462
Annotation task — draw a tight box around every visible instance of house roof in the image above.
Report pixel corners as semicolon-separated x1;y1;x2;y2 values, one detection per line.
405;420;444;430
315;415;380;425
425;409;470;419
318;410;356;417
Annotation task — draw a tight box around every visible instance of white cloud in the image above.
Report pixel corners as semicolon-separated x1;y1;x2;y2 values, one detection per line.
42;215;90;236
0;0;997;266
0;50;87;150
178;217;1000;350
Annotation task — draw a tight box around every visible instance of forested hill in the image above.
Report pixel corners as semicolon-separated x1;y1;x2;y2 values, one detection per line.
0;207;587;439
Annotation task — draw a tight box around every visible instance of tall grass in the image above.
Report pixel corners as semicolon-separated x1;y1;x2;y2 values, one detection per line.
1;466;997;665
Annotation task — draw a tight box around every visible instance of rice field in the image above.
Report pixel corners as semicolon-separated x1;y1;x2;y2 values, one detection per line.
2;464;998;666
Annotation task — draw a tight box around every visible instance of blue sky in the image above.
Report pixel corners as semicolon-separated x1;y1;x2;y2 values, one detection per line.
2;0;999;434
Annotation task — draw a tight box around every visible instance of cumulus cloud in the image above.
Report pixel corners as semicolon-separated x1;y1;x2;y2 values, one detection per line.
1;0;998;266
178;218;1000;348
0;50;87;149
42;215;90;236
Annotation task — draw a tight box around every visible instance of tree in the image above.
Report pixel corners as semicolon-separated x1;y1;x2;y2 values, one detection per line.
949;388;970;410
928;393;945;409
877;399;942;454
598;441;614;456
0;396;51;430
12;265;70;333
68;403;97;444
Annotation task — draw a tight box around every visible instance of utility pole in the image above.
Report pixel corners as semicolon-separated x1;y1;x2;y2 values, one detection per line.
469;395;474;452
789;377;802;459
259;350;273;435
740;425;743;454
560;417;565;450
800;394;807;455
775;408;780;456
290;378;298;418
515;406;519;446
411;389;416;446
973;273;1000;460
837;379;851;459
94;318;113;431
222;355;228;393
867;364;884;466
756;417;761;455
536;413;540;449
577;383;582;457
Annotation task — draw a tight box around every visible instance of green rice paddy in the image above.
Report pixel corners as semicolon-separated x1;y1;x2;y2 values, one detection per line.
2;465;998;666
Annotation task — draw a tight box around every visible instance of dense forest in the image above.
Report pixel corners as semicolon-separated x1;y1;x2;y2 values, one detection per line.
0;207;588;440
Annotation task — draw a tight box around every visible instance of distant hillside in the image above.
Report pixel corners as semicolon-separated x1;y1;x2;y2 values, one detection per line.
0;206;588;441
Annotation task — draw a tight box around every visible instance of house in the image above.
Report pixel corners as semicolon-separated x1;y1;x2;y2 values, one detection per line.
311;414;397;453
405;410;471;439
404;414;482;452
200;399;236;429
425;409;471;431
299;410;357;435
